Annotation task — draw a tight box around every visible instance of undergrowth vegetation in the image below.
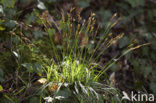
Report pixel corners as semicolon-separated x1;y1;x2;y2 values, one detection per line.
0;0;152;103
34;11;123;103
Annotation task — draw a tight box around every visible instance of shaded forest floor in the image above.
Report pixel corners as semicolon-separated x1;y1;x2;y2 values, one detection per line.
0;0;156;103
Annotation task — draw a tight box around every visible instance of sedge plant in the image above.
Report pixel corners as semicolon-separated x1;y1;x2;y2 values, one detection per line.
35;9;149;103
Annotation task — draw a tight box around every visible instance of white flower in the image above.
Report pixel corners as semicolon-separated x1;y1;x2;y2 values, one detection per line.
90;40;95;44
64;83;69;87
44;96;53;103
55;96;65;100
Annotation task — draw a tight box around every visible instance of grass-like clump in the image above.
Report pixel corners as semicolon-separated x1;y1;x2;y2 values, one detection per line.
38;9;123;103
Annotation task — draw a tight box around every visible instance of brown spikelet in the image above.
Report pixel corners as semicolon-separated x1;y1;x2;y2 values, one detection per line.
54;32;62;44
80;36;89;48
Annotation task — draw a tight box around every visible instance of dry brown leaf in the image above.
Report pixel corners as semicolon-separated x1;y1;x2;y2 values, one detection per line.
50;84;58;92
33;78;47;87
